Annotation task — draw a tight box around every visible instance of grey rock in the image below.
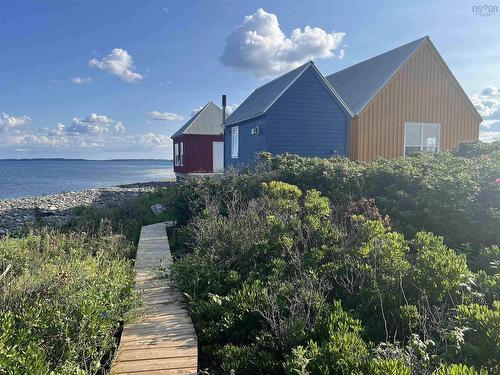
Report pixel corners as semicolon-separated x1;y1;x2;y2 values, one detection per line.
151;203;166;215
0;181;176;234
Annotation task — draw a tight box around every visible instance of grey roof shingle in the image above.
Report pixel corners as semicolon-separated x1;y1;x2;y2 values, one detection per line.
326;36;427;114
225;62;312;126
172;102;222;138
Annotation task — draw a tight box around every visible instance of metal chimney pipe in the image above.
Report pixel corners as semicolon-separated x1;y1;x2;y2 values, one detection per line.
222;94;227;126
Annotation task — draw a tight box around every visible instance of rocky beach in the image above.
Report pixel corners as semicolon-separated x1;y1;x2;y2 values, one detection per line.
0;181;174;235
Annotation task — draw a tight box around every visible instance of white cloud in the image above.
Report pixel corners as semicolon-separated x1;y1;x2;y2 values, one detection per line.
70;76;93;85
49;122;67;136
0;113;171;157
67;113;114;136
225;103;239;116
89;48;143;83
114;121;126;134
0;112;31;130
3;126;170;154
481;120;500;131
147;111;184;121
470;86;500;142
479;130;500;143
79;113;113;124
470;86;500;120
52;113;126;136
220;8;345;77
19;134;70;147
133;133;171;149
190;106;205;116
191;103;239;117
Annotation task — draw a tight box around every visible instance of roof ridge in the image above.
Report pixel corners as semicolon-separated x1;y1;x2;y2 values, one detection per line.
225;61;313;126
206;101;222;110
252;61;312;93
309;63;354;118
327;36;427;79
172;101;222;138
325;36;429;114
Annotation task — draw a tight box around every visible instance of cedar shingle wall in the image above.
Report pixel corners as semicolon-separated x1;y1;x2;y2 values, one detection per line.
351;43;480;161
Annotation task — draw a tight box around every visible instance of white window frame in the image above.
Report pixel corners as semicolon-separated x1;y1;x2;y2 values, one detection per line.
180;142;184;166
404;122;441;156
231;126;239;159
174;143;180;166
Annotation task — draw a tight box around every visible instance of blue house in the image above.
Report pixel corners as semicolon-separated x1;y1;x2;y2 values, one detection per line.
224;61;353;168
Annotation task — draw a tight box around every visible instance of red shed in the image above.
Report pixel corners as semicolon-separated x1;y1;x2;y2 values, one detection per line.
172;102;224;175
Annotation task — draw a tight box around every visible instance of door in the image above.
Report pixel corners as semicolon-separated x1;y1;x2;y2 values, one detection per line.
212;142;224;172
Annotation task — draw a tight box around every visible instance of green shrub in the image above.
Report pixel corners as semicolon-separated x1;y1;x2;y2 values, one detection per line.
368;359;410;375
165;145;500;373
262;150;500;249
0;227;137;374
70;188;176;244
364;152;499;249
453;302;500;372
452;140;500;159
284;301;369;375
433;363;489;375
411;232;471;304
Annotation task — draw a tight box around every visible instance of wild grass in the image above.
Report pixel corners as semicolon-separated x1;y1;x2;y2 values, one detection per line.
0;223;138;374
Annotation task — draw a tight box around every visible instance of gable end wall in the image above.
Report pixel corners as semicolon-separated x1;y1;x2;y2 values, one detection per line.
266;67;349;157
352;42;480;161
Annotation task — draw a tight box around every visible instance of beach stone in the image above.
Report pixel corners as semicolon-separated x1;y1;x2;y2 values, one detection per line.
150;203;166;215
0;181;176;236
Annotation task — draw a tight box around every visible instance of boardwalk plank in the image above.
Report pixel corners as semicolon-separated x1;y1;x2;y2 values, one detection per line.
112;223;198;374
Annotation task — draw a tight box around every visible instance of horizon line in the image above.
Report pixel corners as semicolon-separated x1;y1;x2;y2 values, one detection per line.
0;158;174;162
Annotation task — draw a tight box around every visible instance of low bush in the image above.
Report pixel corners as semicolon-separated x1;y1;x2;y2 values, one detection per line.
262;146;499;250
0;224;138;374
70;188;176;245
172;175;498;373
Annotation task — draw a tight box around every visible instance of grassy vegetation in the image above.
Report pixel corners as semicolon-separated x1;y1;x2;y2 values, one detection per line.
0;224;138;374
70;189;177;245
0;187;184;374
1;141;498;374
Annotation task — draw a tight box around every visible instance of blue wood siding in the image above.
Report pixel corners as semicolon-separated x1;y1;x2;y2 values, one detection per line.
224;65;349;168
266;67;349;157
224;117;268;168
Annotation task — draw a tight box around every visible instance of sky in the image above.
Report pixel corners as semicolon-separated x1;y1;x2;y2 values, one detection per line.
1;0;499;159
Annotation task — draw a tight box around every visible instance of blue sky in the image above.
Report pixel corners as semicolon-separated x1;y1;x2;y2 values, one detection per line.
1;0;499;159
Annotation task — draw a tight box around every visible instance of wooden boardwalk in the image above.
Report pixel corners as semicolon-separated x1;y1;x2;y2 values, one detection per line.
112;222;198;375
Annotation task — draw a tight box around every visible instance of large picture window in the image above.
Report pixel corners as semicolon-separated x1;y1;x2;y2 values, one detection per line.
231;126;239;159
404;122;440;156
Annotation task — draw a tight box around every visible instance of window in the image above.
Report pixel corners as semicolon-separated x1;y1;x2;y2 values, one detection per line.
231;126;239;158
174;143;180;166
404;122;440;156
180;142;184;166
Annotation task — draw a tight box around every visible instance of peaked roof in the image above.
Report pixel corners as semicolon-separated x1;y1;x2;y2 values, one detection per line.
172;102;222;138
225;62;311;125
226;61;352;125
326;36;428;114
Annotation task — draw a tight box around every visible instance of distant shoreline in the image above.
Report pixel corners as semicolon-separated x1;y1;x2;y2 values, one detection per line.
0;158;173;162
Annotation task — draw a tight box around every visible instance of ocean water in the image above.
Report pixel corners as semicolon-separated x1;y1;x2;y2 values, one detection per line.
0;159;174;200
